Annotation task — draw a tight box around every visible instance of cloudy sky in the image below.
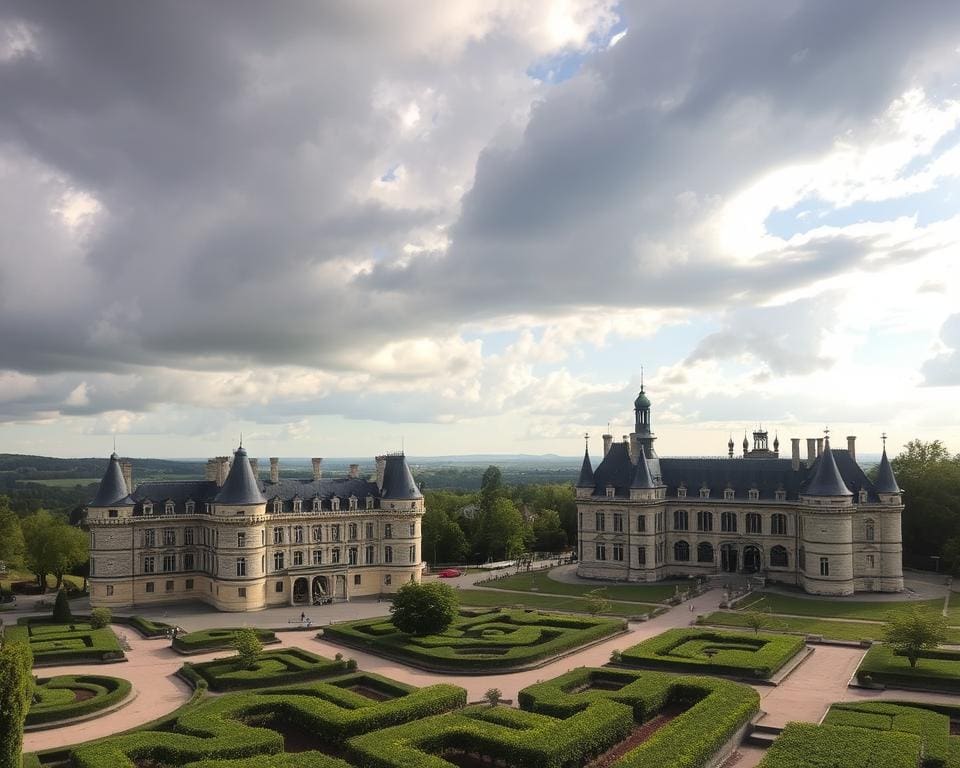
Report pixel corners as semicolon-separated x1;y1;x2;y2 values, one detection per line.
2;1;960;460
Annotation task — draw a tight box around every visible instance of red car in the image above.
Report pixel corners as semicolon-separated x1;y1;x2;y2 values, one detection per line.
437;568;462;578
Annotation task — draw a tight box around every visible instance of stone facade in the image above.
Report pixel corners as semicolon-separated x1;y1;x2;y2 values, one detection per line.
86;448;424;612
576;389;904;596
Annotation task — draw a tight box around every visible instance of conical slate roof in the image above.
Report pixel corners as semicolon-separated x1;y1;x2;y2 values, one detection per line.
215;447;266;505
874;448;901;493
577;446;594;487
90;452;134;506
631;446;656;489
381;454;422;500
805;440;852;497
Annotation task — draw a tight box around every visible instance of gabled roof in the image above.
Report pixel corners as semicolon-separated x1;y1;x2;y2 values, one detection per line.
215;447;267;505
576;447;594;487
380;454;422;500
89;452;134;507
631;446;656;489
803;441;852;497
874;448;901;493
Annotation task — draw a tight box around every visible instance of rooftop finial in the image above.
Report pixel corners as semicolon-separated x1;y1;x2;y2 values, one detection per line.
882;431;887;449
112;434;116;453
584;432;590;445
640;365;644;393
239;432;243;449
824;425;830;444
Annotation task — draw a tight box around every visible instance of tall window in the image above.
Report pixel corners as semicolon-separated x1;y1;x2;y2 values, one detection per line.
365;545;374;564
312;526;322;542
237;531;246;548
273;527;284;544
697;510;713;532
143;529;156;547
236;557;246;577
331;525;341;542
143;555;156;573
746;513;761;534
164;501;175;515
384;546;393;563
637;515;646;532
721;511;737;533
771;514;787;536
865;520;875;541
799;546;806;571
613;513;623;532
184;528;195;545
294;526;304;544
183;553;195;570
332;548;341;564
293;550;304;566
365;523;374;539
697;542;713;563
408;545;415;562
612;544;624;561
313;550;323;565
673;540;690;562
595;543;607;561
673;509;688;531
409;522;416;536
595;512;606;531
637;546;646;565
162;554;176;572
770;546;788;568
819;557;830;576
384;524;392;539
162;528;176;546
349;547;358;565
866;554;875;569
349;523;358;540
273;551;284;571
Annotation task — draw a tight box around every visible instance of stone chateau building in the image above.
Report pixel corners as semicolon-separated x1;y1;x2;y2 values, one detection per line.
576;387;904;595
85;447;424;611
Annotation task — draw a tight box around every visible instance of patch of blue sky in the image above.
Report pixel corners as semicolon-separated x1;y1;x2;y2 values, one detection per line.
380;164;401;183
764;179;960;240
526;9;627;85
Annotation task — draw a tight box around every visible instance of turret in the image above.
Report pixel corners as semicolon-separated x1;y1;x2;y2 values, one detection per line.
576;439;595;499
874;446;901;501
215;446;267;508
380;454;424;511
87;453;135;518
629;446;658;500
800;439;854;596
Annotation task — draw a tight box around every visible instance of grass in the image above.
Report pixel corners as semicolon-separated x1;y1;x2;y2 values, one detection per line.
737;592;945;621
0;568;85;592
856;644;960;692
477;569;678;603
457;588;660;617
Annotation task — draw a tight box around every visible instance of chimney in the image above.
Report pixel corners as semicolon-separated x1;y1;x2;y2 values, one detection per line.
806;438;816;468
847;435;857;462
816;438;824;457
120;460;133;493
248;457;258;479
312;458;323;482
602;433;613;457
269;457;279;484
791;438;801;472
349;463;360;479
216;456;230;486
375;455;386;488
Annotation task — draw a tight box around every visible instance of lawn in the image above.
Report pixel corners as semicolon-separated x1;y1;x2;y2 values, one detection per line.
856;644;960;692
737;592;945;621
27;674;132;726
457;588;661;617
0;567;85;593
619;627;805;679
5;619;124;665
323;608;626;671
477;570;679;603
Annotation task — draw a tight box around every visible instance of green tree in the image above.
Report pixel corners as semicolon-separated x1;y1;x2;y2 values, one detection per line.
0;639;34;768
231;628;263;670
476;497;528;561
479;466;504;515
584;587;612;616
0;497;24;568
531;509;567;552
90;607;112;629
882;608;947;668
743;610;767;635
422;505;469;564
52;588;73;623
484;687;502;706
20;510;88;592
52;524;88;590
390;581;460;636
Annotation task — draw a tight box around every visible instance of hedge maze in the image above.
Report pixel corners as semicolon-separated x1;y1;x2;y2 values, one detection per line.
181;648;356;691
27;665;759;768
323;608;625;671
856;644;960;692
760;701;960;767
618;628;805;679
27;674;132;726
4;620;124;665
172;627;278;654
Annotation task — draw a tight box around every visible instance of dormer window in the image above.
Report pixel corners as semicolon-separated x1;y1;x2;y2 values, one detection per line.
748;488;759;501
775;489;786;502
143;501;153;516
164;501;175;515
677;484;687;499
699;486;710;499
349;495;358;511
293;497;302;514
365;495;374;510
605;485;615;498
312;497;321;512
185;500;195;515
332;496;340;511
859;489;868;503
724;487;735;501
272;498;283;514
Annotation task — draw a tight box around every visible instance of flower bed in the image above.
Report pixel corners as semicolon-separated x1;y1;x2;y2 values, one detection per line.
26;675;132;726
323;608;625;671
618;628;805;679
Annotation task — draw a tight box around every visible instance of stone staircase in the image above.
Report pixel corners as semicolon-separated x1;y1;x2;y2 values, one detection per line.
744;723;782;748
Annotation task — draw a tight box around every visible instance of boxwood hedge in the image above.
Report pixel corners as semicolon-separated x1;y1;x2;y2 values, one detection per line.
27;674;132;726
182;648;354;691
857;644;960;692
5;621;124;665
323;608;625;671
758;722;922;767
619;628;805;679
172;627;278;654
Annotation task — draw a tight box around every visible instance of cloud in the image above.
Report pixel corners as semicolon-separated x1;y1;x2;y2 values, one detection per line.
922;314;960;386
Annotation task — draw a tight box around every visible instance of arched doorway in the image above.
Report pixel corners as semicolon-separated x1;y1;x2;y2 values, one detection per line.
743;545;762;574
312;575;329;604
720;543;738;573
293;577;309;604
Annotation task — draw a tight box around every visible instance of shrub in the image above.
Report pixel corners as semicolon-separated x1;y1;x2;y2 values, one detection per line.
52;590;73;623
90;607;112;630
484;687;501;706
185;648;352;691
758;722;921;767
883;608;948;668
856;644;960;692
4;621;123;665
0;640;34;768
26;675;132;726
390;581;460;636
232;628;263;670
172;627;276;654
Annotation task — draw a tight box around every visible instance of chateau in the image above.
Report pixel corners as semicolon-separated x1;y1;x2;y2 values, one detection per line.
576;387;904;595
85;447;424;611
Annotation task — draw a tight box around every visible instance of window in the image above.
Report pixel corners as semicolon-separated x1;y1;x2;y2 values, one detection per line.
166;580;174;592
365;523;374;539
272;499;283;514
723;488;734;500
595;512;606;531
313;497;321;512
866;554;875;569
697;542;714;563
595;543;607;561
236;557;246;576
312;526;322;542
409;522;416;537
332;548;341;564
385;546;394;563
865;520;875;541
674;540;690;562
184;528;194;545
143;501;154;515
655;542;664;564
238;587;247;598
699;486;710;499
770;546;788;568
384;524;393;539
331;497;340;511
162;528;176;546
365;545;374;564
273;551;285;571
349;547;358;565
331;525;341;542
637;546;646;565
612;544;624;561
408;545;416;562
606;486;615;498
746;513;761;534
655;511;663;532
165;501;175;515
721;511;737;533
820;557;830;577
143;529;156;547
349;523;358;540
275;581;283;593
384;574;392;586
678;485;687;499
237;531;246;548
775;489;787;502
771;513;787;536
349;496;358;511
108;510;118;518
185;578;194;590
145;582;155;593
273;527;284;544
799;546;806;571
354;574;361;585
637;515;646;532
293;550;304;566
313;549;323;565
293;498;302;513
294;526;304;544
162;554;176;572
366;496;374;510
106;584;114;596
183;553;195;570
697;510;713;532
186;500;195;514
613;513;623;532
748;488;759;501
673;509;688;531
143;556;156;573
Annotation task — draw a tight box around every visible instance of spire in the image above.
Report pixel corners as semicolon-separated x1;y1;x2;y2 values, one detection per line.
577;434;595;487
631;445;656;489
874;446;901;494
804;439;852;497
215;445;267;505
90;452;134;507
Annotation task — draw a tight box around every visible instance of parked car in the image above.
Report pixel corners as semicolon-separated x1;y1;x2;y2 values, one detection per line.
437;568;462;578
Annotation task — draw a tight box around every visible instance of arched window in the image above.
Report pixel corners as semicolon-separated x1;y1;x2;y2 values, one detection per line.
674;540;690;562
798;546;806;571
771;513;787;536
673;509;688;531
721;511;737;532
770;545;788;568
697;510;713;532
697;542;714;563
746;513;761;534
865;519;875;541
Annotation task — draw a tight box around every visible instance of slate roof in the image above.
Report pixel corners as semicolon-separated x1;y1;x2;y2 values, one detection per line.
803;441;852;497
89;453;134;507
380;454;422;500
874;448;901;494
576;447;595;487
631;446;656;489
215;447;267;505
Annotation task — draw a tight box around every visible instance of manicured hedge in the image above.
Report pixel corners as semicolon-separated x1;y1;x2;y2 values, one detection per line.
27;675;132;726
619;628;805;679
857;644;960;692
4;621;124;665
183;754;351;768
323;608;625;671
758;722;921;767
118;615;174;638
172;627;277;654
824;702;952;767
182;648;354;691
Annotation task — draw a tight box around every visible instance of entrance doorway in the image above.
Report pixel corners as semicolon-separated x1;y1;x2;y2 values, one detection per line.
720;543;738;573
743;545;762;574
293;577;309;604
312;576;329;605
